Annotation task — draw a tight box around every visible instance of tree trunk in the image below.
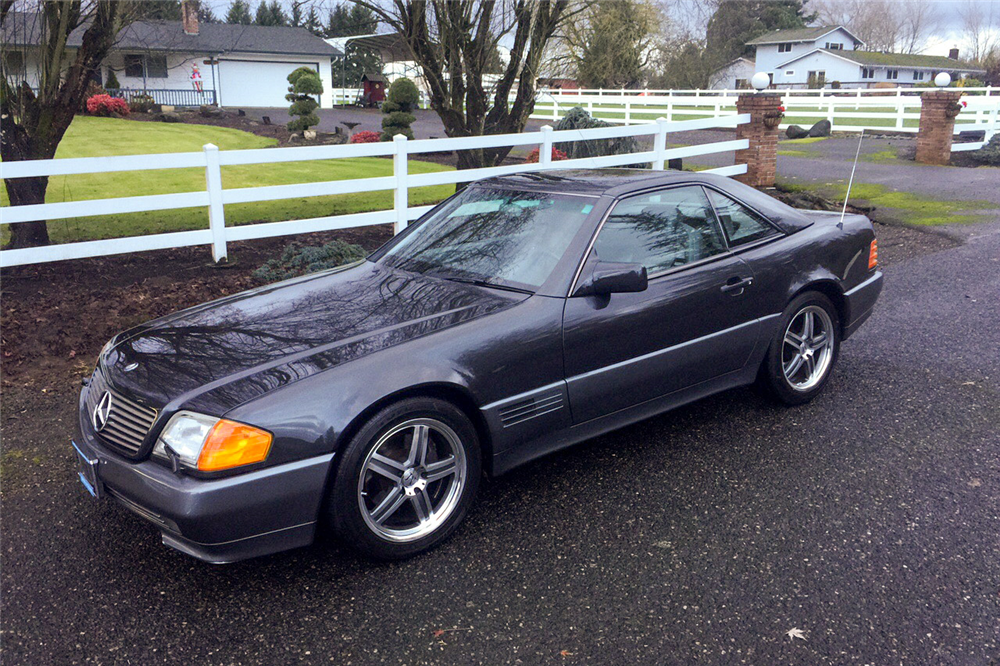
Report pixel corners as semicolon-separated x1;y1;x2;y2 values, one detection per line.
4;176;51;248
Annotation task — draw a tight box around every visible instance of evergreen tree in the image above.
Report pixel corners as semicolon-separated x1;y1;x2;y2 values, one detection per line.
254;0;287;26
135;0;182;20
225;0;253;25
327;3;381;87
706;0;817;63
198;4;219;23
574;0;655;88
291;2;304;27
304;7;324;35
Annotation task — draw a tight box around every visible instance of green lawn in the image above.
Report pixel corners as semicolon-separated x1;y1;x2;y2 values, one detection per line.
2;116;454;244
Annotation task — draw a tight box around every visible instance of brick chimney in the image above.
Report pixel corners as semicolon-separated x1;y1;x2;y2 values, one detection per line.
948;48;959;60
182;1;199;36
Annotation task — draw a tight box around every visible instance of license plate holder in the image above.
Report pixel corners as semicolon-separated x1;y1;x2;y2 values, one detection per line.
72;441;103;499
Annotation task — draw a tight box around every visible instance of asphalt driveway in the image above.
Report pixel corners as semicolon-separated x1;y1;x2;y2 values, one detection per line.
2;213;998;664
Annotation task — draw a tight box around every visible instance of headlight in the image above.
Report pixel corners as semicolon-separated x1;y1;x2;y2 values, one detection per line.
153;411;273;472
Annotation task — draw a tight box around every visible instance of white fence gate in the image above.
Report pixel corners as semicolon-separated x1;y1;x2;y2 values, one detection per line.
0;115;750;268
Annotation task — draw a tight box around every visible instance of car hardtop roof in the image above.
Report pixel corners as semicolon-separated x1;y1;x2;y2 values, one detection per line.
476;168;815;233
476;168;698;197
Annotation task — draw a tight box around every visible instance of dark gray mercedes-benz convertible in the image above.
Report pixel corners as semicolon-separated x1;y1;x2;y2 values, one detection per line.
74;169;882;562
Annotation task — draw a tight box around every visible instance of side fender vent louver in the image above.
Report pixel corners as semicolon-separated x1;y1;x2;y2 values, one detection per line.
498;389;564;428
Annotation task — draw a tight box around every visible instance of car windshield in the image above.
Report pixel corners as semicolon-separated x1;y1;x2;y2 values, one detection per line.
377;187;595;291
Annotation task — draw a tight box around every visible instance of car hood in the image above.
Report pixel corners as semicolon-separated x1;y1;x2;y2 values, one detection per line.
101;261;523;415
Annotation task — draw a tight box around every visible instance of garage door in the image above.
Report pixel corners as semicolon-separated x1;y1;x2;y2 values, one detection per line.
217;60;318;108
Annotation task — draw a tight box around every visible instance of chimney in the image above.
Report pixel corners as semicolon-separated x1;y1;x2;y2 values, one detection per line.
182;1;199;36
948;48;959;60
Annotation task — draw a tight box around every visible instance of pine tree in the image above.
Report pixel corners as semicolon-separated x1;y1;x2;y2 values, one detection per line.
225;0;252;25
304;7;323;36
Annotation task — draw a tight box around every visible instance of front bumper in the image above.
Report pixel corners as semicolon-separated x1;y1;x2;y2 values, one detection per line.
843;270;884;340
73;436;334;563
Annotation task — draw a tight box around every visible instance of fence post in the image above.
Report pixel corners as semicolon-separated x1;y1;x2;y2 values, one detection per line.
653;117;669;170
625;100;631;125
393;134;409;234
895;97;905;129
203;143;227;263
540;125;553;166
552;98;559;121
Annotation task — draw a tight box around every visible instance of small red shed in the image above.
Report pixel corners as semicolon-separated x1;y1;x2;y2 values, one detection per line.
360;72;387;107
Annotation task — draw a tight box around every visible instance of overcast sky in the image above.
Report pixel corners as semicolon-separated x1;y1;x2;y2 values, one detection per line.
203;0;998;57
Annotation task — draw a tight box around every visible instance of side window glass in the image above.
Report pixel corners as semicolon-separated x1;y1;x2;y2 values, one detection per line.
594;186;726;274
707;189;779;247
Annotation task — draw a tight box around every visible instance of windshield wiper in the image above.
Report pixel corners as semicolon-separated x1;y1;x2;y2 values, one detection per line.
435;275;534;295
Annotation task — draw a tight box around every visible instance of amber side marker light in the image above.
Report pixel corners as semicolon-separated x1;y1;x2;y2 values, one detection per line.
868;239;879;269
197;420;273;472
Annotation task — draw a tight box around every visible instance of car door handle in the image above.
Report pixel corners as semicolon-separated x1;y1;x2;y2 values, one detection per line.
721;276;753;294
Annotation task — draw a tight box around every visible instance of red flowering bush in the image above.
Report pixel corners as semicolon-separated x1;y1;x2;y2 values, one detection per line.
86;94;130;118
525;147;569;163
349;130;382;144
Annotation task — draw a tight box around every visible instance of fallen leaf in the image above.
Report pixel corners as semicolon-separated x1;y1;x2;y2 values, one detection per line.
432;630;446;638
786;627;807;641
560;650;574;657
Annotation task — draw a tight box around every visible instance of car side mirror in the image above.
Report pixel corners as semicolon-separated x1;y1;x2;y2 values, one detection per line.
573;261;648;297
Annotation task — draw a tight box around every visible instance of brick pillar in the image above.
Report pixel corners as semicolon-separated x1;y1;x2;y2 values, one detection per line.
735;93;782;187
915;90;962;165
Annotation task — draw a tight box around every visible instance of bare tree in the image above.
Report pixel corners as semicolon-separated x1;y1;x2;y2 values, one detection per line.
355;0;569;171
960;0;1000;63
1;0;133;249
811;0;937;54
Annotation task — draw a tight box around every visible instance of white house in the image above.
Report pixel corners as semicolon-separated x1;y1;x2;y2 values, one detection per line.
2;7;341;108
711;25;986;90
708;57;756;90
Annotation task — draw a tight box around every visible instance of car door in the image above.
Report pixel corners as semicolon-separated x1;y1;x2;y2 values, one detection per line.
562;185;763;424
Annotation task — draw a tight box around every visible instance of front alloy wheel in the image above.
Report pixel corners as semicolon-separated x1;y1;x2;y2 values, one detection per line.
328;397;481;560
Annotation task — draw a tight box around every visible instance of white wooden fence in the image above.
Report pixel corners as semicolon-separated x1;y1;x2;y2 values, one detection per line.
0;115;750;268
531;88;1000;136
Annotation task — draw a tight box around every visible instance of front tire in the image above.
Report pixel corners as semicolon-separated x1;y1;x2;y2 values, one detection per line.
327;397;481;560
759;291;840;405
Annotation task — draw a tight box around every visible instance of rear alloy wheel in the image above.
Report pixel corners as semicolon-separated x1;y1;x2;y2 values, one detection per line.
760;292;841;405
328;398;481;560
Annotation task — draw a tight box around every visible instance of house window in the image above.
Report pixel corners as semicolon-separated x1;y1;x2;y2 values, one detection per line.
124;54;144;77
778;43;793;53
145;55;168;79
2;50;24;77
807;71;826;88
913;71;925;81
825;42;843;50
861;67;875;79
735;78;749;89
785;70;795;76
886;69;898;80
123;54;168;79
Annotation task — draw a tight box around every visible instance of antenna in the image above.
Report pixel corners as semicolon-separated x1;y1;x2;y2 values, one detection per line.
839;129;865;230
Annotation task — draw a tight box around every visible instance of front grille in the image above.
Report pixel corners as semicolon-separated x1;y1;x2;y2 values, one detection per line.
86;370;159;457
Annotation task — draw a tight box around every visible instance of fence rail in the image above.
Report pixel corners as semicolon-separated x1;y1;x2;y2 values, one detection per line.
0;115;750;268
106;88;217;107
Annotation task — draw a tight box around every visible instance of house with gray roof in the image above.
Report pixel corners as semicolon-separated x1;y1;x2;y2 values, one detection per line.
2;8;342;108
708;25;985;90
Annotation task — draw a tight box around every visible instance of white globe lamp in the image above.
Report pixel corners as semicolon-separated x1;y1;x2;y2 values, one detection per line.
751;72;770;91
934;72;951;88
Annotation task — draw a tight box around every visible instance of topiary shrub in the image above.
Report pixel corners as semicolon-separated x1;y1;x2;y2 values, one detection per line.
350;130;382;144
970;134;1000;166
86;94;130;117
105;70;121;90
380;77;419;140
286;66;323;132
252;239;368;283
553;106;642;165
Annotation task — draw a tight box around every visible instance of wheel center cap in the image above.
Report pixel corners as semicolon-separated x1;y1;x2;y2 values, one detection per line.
401;468;426;496
802;346;814;358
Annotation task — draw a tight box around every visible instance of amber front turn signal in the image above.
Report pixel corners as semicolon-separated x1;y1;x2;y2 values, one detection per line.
197;420;273;471
868;239;878;269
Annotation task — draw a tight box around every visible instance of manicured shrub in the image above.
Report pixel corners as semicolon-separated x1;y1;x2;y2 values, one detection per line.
80;81;107;111
525;147;569;163
86;94;130;117
970;134;1000;166
129;93;158;113
285;66;323;132
350;130;381;144
105;70;121;90
253;240;368;283
380;77;419;140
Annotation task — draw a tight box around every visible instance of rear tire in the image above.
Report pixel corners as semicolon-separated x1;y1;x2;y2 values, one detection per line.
758;291;840;405
327;397;481;560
